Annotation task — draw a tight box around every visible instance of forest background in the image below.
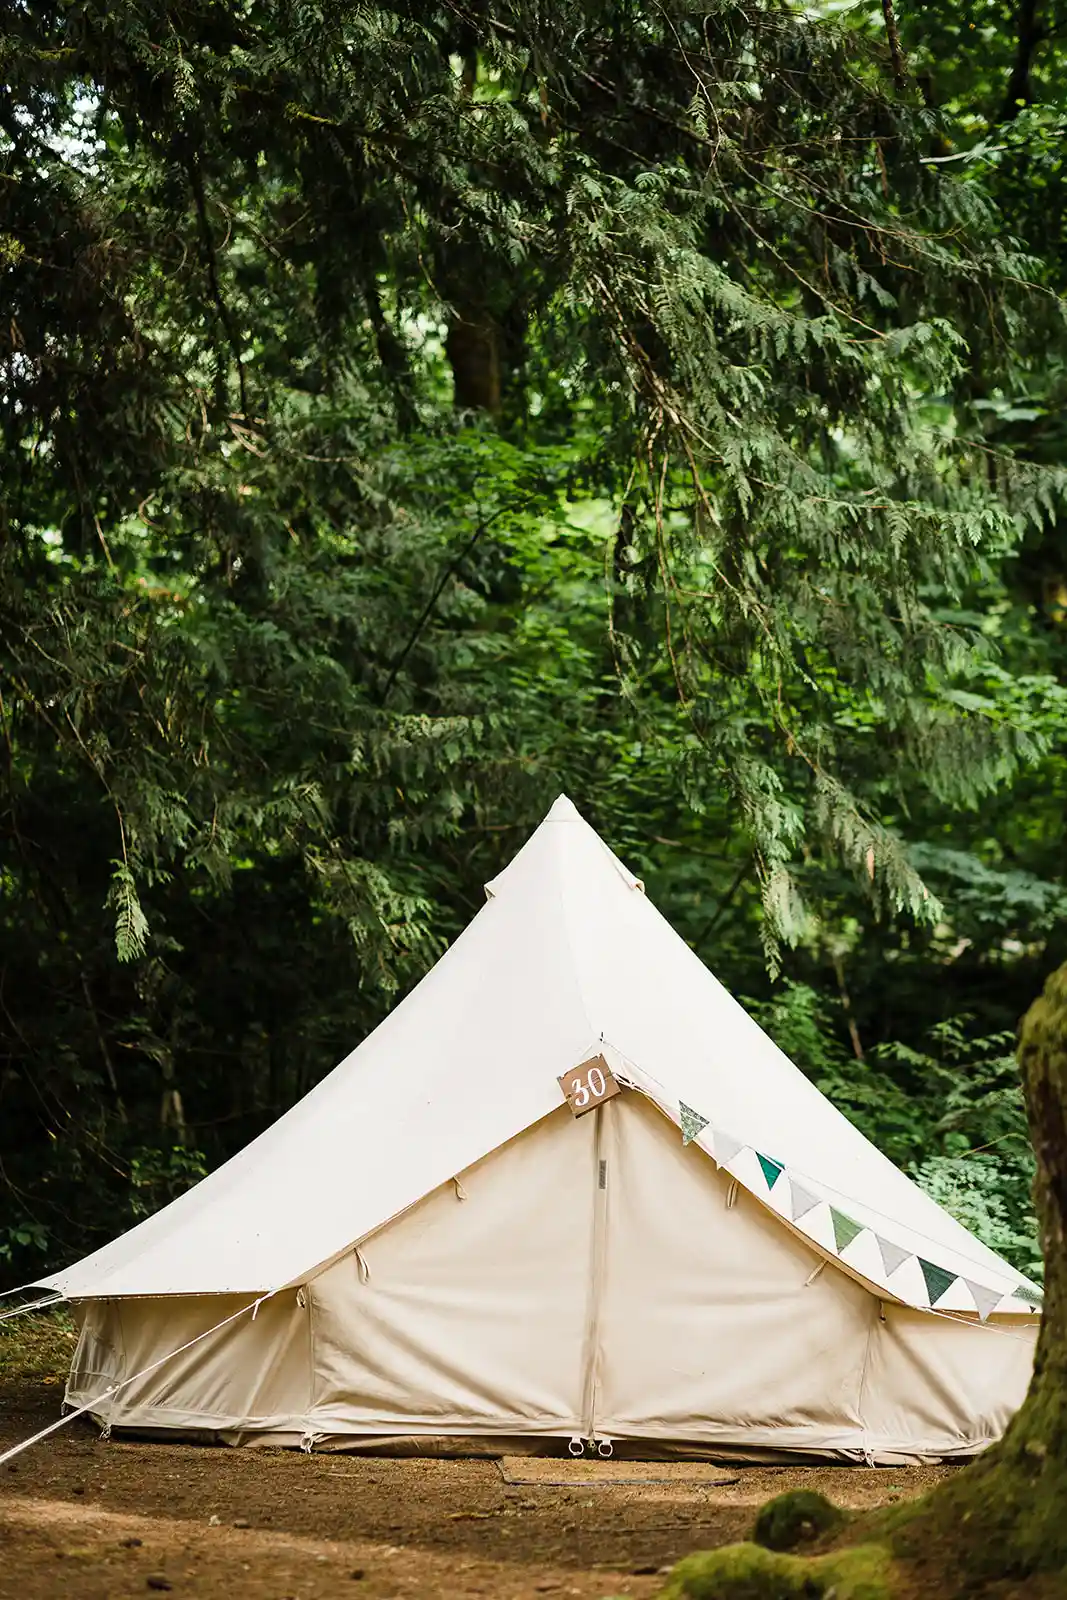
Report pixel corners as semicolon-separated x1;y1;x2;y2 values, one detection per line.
1;0;1066;1291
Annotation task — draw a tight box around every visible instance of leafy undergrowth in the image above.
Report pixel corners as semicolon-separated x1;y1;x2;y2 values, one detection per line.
0;1307;76;1386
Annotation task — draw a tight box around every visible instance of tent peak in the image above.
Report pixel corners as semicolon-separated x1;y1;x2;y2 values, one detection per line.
546;794;582;821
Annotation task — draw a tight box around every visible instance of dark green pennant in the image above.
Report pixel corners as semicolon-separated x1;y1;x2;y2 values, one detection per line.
1014;1284;1044;1307
830;1209;863;1253
757;1153;784;1190
918;1258;958;1306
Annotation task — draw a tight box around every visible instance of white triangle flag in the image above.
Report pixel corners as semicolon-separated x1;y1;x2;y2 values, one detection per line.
876;1236;911;1279
964;1280;1005;1322
789;1181;822;1222
711;1129;744;1169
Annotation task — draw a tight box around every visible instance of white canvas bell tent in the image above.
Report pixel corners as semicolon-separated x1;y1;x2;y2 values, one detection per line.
36;796;1040;1464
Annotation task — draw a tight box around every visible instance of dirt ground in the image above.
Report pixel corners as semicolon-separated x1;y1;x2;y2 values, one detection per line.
0;1317;956;1600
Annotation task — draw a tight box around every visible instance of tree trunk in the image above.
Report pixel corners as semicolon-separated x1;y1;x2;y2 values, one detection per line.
893;959;1067;1584
445;312;502;414
999;0;1043;122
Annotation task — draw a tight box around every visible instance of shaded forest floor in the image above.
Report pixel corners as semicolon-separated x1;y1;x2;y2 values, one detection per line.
0;1312;1042;1600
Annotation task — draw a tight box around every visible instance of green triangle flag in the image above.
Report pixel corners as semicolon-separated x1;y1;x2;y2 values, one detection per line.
1013;1284;1044;1308
918;1258;958;1307
679;1102;710;1147
830;1209;863;1253
757;1154;784;1190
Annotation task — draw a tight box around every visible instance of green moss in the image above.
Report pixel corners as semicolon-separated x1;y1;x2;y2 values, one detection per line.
658;1542;893;1600
752;1490;848;1552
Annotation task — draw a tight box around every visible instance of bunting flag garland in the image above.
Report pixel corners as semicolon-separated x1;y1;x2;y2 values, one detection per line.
661;1093;1033;1323
679;1102;710;1146
756;1154;784;1190
918;1258;957;1307
831;1209;863;1254
876;1236;911;1279
964;1280;1006;1323
710;1129;744;1169
789;1181;822;1222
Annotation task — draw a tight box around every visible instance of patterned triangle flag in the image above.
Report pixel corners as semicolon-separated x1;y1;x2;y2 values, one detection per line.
918;1258;958;1307
1013;1284;1044;1308
830;1209;863;1254
789;1181;822;1222
711;1129;744;1169
679;1102;710;1147
875;1236;911;1279
963;1280;1005;1322
756;1154;784;1191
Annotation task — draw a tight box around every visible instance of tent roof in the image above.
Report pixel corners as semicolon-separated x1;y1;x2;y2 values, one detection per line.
39;797;1041;1317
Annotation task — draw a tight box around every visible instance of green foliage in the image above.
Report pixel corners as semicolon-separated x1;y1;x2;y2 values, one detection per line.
754;986;1042;1278
0;0;1064;1280
128;1145;208;1220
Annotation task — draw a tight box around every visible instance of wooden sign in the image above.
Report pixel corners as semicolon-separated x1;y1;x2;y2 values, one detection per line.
558;1054;621;1118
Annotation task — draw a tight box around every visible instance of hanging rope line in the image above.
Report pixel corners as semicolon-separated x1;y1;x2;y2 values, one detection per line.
0;1295;67;1325
603;1040;1042;1318
0;1280;56;1302
0;1292;274;1469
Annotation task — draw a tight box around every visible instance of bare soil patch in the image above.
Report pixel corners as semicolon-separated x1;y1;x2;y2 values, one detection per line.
1;1372;952;1599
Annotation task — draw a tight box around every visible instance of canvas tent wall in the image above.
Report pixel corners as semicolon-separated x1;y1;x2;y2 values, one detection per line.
41;797;1040;1462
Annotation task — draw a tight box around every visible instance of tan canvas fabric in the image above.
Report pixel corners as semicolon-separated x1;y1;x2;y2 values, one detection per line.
68;1292;309;1433
860;1304;1033;1458
64;1095;1038;1461
594;1094;876;1446
307;1107;595;1437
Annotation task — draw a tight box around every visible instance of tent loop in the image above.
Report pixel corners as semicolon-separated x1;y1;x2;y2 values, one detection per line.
99;1420;112;1442
355;1248;370;1284
568;1436;585;1457
299;1429;324;1454
726;1179;738;1210
596;1438;614;1458
453;1177;468;1202
296;1287;307;1309
805;1261;827;1287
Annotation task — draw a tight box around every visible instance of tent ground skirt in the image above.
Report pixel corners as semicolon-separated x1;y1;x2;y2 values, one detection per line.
70;1419;987;1467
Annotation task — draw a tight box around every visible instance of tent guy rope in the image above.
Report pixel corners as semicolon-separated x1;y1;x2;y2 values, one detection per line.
0;1292;274;1468
0;1295;66;1324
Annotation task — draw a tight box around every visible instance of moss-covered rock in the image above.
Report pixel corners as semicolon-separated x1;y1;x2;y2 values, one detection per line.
658;1541;893;1600
752;1490;848;1553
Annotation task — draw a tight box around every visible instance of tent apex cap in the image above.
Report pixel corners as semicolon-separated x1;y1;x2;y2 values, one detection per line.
547;794;582;821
